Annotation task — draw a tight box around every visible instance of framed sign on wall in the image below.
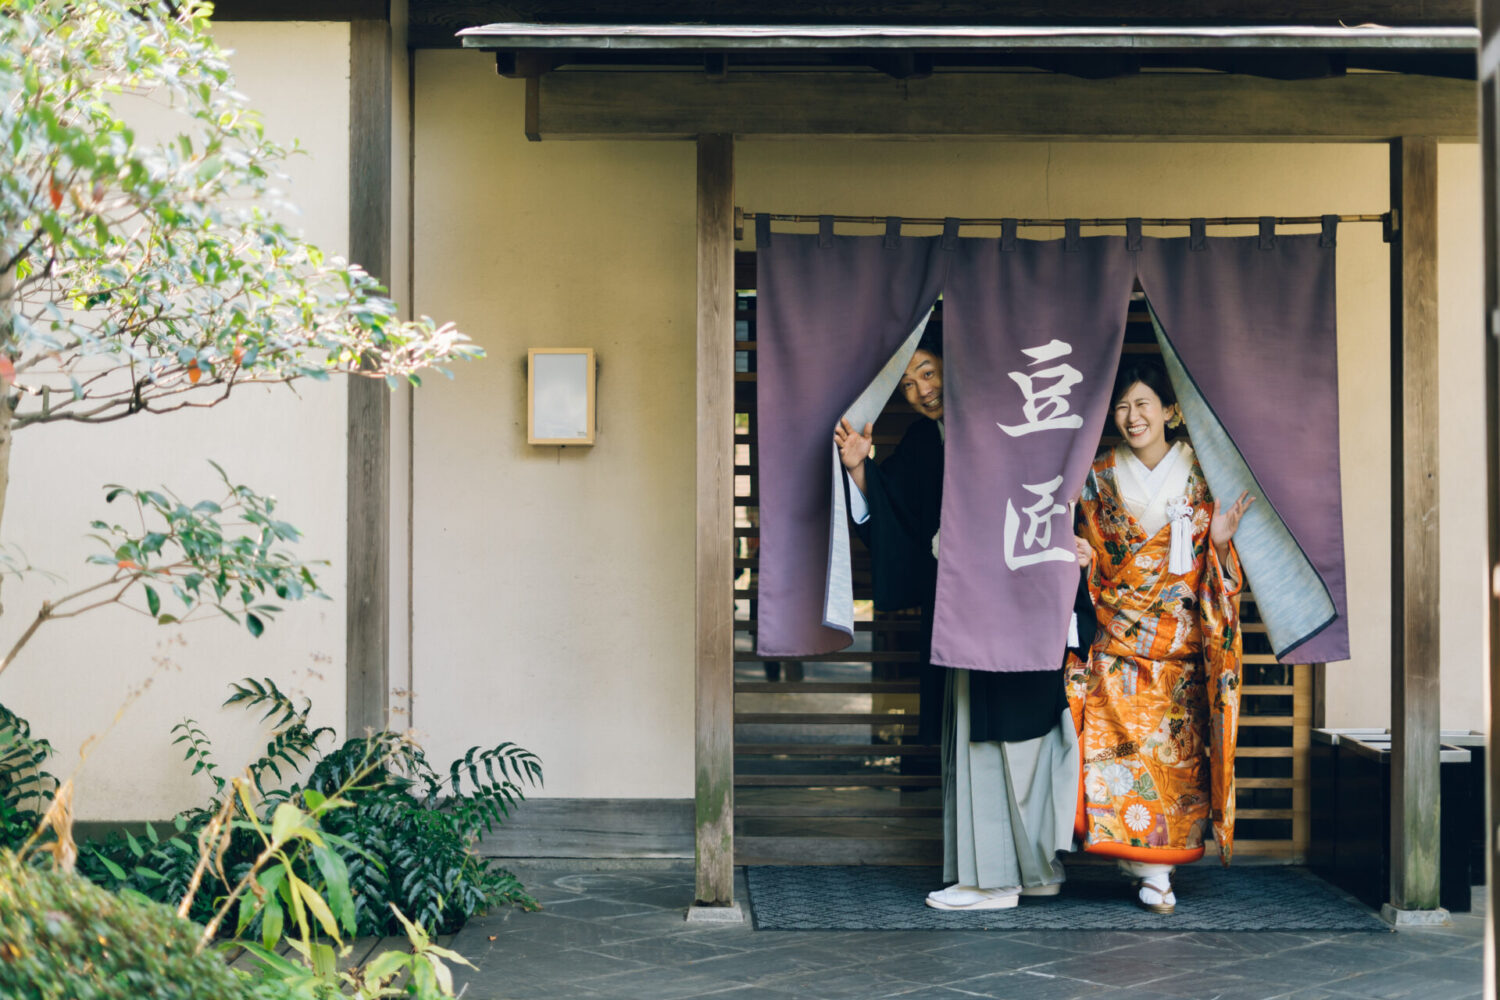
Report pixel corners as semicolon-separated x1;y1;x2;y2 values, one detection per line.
527;347;596;446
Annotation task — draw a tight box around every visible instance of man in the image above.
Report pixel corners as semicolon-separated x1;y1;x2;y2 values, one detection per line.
835;331;1088;910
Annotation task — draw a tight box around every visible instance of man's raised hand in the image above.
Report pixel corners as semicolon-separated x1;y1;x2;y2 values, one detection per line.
834;418;874;472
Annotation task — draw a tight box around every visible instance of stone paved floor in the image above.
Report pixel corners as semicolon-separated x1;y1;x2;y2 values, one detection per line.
449;862;1484;1000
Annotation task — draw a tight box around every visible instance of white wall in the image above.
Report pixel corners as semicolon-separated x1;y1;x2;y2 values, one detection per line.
410;57;697;798
411;57;1489;801
1435;143;1487;735
0;23;352;820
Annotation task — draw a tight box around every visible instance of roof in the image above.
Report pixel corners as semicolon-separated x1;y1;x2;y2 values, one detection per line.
458;21;1477;80
458;23;1477;52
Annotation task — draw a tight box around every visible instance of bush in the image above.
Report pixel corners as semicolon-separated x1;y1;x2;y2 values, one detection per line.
77;678;542;938
0;705;56;852
0;852;281;1000
304;734;541;935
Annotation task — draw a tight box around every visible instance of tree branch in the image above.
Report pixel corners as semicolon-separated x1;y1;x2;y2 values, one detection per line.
0;232;44;280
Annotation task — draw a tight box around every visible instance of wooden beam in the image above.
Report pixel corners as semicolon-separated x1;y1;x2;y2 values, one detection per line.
212;0;388;20
529;71;1477;141
1387;135;1442;916
474;799;694;859
346;18;394;739
694;133;735;908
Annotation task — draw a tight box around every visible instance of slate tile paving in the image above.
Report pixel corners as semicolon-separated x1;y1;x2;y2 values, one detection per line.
921;934;1085;970
941;970;1113;999
1328;970;1482;1000
450;863;1487;1000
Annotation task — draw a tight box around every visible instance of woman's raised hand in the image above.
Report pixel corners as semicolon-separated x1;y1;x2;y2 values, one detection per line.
1210;490;1255;561
834;418;874;472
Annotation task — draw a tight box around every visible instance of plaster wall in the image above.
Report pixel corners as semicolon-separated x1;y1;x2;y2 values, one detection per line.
411;55;697;798
0;23;352;820
411;54;1486;800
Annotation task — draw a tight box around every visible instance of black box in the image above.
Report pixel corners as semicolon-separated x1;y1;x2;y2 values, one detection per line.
1329;734;1473;913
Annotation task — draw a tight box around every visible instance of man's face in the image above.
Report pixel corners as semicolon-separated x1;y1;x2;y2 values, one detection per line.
900;349;943;421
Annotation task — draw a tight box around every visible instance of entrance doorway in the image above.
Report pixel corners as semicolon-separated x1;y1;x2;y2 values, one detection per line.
731;253;1312;865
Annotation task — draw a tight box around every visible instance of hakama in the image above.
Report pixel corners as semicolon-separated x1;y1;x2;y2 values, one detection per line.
851;418;1083;890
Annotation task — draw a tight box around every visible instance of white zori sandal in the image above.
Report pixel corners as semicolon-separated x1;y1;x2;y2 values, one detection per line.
925;884;1020;911
1134;873;1176;915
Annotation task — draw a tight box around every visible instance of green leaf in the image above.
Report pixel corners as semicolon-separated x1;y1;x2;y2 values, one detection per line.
246;612;264;638
311;843;355;934
144;585;160;617
291;872;341;942
270;802;301;844
363;950;410;983
260;890;284;950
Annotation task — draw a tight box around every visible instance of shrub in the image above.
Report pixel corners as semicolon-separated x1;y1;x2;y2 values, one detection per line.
0;852;282;1000
304;733;541;935
0;704;56;852
78;678;542;937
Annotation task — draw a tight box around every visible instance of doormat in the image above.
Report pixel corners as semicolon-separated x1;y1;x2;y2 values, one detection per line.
743;865;1389;932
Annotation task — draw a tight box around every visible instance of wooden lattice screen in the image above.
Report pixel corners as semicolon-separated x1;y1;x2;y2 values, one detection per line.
732;250;1311;864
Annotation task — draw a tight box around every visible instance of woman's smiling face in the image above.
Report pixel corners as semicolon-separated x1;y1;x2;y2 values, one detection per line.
1113;380;1173;455
900;349;944;420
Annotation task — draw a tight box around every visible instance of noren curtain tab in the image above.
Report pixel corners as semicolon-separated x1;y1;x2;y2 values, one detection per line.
1064;219;1081;252
1190;219;1207;251
1320;214;1338;248
1258;216;1277;250
755;213;771;249
941;217;960;251
1125;218;1142;253
883;216;902;249
1000;219;1018;251
818;215;834;248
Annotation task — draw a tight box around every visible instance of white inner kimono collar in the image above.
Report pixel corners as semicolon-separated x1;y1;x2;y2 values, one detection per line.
1114;440;1194;539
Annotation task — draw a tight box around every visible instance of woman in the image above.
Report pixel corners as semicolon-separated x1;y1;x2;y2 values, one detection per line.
836;333;1087;911
1071;357;1252;915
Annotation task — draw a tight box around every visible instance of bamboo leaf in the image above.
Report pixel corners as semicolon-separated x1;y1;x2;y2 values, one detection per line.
291;873;341;943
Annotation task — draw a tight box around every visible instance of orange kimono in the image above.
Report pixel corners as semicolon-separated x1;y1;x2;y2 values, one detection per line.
1068;443;1244;865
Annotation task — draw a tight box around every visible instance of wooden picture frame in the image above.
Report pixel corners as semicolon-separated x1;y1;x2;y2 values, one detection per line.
527;348;596;446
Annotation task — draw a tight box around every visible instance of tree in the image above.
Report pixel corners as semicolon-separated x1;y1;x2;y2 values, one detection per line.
0;0;476;673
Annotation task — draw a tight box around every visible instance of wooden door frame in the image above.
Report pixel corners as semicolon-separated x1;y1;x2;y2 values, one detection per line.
685;126;1449;914
694;134;738;912
1386;135;1444;922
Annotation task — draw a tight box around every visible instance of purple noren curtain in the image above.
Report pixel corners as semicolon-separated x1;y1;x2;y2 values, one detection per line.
931;237;1136;670
755;218;947;658
1138;230;1349;663
757;219;1350;670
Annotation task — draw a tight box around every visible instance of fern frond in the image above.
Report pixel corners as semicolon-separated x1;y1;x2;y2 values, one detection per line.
224;676;310;730
170;718;223;795
0;703;58;847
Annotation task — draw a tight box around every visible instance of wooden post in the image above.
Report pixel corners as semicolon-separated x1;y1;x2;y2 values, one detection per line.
1387;135;1443;919
346;17;393;739
693;133;736;911
1480;0;1500;982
